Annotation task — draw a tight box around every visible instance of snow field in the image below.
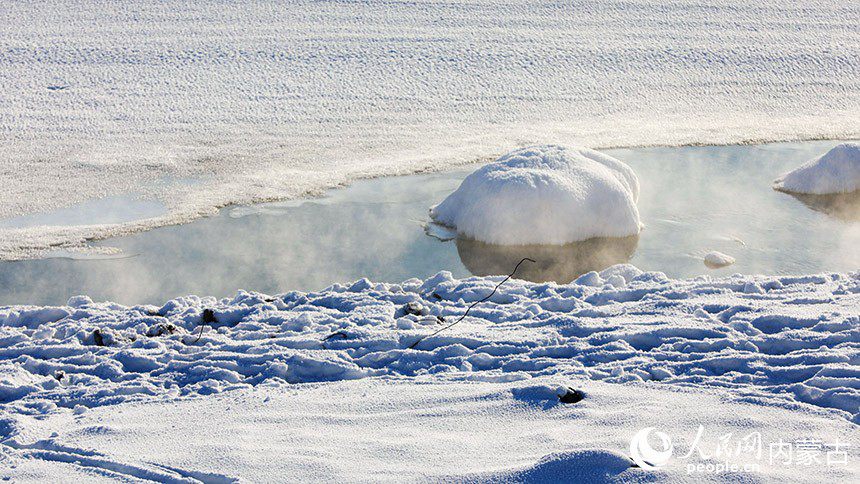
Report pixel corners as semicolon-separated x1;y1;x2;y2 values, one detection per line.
3;377;858;482
1;0;859;258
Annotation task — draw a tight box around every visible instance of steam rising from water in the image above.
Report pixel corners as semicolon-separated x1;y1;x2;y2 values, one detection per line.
1;143;859;306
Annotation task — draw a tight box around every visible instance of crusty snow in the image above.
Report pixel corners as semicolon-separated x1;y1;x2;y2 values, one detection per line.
430;145;641;245
1;0;859;258
775;143;860;195
2;378;856;482
1;266;858;480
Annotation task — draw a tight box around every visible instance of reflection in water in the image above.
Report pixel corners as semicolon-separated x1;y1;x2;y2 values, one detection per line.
456;235;639;283
780;190;860;222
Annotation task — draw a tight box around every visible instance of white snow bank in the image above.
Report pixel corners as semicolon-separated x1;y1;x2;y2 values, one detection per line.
775;143;860;194
477;449;636;482
0;364;59;404
3;378;857;482
0;266;857;423
1;267;859;480
430;145;641;245
704;251;735;269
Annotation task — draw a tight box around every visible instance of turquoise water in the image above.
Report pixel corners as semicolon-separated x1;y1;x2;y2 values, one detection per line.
1;141;858;305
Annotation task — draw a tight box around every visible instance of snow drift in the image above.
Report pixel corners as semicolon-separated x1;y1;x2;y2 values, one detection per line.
775;143;860;195
1;265;857;422
1;267;859;480
430;145;641;245
4;377;856;482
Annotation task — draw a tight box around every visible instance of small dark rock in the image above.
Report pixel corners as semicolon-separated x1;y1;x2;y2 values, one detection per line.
558;387;585;404
54;371;65;381
92;329;105;347
403;301;429;317
201;309;218;324
431;293;443;300
146;323;177;337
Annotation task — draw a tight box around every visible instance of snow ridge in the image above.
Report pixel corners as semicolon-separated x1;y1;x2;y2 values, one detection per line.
1;266;858;430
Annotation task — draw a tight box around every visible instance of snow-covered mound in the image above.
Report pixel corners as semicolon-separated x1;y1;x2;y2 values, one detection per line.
775;143;860;194
430;145;641;245
703;251;735;269
476;449;636;482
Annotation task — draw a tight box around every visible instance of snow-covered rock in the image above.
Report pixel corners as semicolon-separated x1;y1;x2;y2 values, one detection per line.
774;142;860;195
430;145;641;245
703;251;735;269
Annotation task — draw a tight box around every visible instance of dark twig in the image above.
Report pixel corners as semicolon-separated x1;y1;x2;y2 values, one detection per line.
190;324;206;344
408;257;535;350
322;330;349;342
188;309;218;345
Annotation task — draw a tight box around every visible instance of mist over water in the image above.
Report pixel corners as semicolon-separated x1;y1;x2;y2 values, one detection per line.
1;141;858;306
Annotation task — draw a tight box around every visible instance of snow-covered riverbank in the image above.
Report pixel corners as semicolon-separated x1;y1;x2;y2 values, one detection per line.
2;0;859;258
2;266;858;480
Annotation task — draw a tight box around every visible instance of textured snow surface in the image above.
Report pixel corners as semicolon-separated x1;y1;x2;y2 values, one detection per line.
775;143;860;195
2;0;860;258
1;266;858;419
3;378;857;482
430;145;641;244
1;267;859;480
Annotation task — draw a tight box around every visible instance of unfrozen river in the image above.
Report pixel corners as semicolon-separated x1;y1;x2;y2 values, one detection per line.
1;141;858;305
